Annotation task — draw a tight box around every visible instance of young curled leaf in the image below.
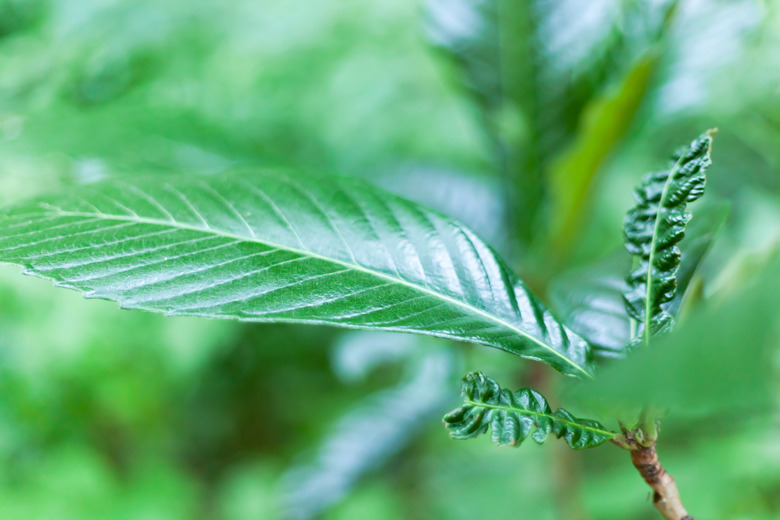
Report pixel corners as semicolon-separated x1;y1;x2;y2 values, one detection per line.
443;372;615;449
550;201;729;360
623;130;715;347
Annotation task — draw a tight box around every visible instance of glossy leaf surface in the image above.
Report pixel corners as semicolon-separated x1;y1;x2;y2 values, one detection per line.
0;170;593;377
444;372;614;449
549;254;631;358
623;131;714;346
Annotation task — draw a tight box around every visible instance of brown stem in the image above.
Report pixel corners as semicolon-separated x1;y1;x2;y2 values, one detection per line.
630;444;692;520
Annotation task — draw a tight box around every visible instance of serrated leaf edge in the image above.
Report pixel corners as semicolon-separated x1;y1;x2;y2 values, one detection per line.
626;130;714;347
13;202;593;379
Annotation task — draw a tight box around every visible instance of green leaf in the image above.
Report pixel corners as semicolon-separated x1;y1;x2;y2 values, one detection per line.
550;203;729;358
572;256;780;420
283;344;454;519
0;170;593;377
547;51;661;257
425;0;502;121
374;167;508;252
425;1;677;246
0;0;46;39
425;0;544;241
623;130;715;347
444;372;614;449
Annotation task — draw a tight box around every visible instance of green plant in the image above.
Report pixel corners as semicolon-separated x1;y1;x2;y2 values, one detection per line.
0;128;722;519
1;0;780;518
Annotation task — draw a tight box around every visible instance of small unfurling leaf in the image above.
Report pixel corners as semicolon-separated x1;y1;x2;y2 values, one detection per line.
550;201;728;359
623;130;715;347
443;372;615;449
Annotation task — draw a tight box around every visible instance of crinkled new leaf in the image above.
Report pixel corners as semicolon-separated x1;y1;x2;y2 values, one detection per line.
623;131;714;347
444;372;614;449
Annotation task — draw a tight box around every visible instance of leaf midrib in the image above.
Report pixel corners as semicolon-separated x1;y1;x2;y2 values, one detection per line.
26;206;592;378
464;399;616;438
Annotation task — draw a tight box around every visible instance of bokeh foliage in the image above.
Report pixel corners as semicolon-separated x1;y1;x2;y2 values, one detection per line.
1;0;779;518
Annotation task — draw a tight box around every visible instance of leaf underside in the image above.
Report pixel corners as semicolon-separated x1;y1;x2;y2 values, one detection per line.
550;200;729;359
549;254;632;358
443;372;614;449
623;131;714;346
0;170;593;377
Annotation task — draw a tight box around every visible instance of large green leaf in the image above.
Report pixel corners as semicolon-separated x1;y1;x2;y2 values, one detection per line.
623;131;714;347
0;170;593;377
444;372;614;449
547;51;661;257
571;256;780;420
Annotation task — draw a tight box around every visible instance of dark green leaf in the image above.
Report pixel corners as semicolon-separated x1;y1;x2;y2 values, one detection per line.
550;202;729;357
425;0;544;241
444;372;614;449
0;0;46;39
624;130;715;347
0;170;593;377
548;51;661;256
425;1;677;246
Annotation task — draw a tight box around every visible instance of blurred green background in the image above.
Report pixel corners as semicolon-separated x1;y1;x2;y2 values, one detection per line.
1;0;779;518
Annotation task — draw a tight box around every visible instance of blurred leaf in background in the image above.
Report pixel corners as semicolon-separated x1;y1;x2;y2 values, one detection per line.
282;333;458;520
568;253;780;422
